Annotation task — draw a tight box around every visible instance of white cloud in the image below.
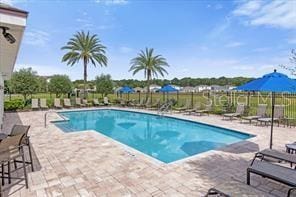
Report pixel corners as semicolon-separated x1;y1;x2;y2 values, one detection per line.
0;0;13;5
23;29;50;46
233;1;262;16
119;46;133;53
0;0;26;5
233;0;296;29
225;42;244;48
95;0;128;5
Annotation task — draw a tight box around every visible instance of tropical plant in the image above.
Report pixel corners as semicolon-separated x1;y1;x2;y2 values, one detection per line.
61;31;108;98
95;74;114;97
129;48;169;95
10;68;39;100
48;75;73;97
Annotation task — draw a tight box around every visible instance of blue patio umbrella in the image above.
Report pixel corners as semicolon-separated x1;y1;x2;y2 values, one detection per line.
159;85;178;101
158;85;178;92
236;70;296;149
119;86;135;93
119;86;134;100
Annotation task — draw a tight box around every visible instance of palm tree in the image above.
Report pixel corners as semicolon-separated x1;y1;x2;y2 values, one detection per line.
129;48;169;95
61;31;107;98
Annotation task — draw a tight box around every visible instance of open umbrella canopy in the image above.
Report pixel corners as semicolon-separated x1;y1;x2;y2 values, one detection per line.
236;69;296;149
159;85;178;92
236;70;296;93
119;86;135;94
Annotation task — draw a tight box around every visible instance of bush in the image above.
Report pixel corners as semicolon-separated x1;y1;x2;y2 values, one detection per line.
4;99;25;111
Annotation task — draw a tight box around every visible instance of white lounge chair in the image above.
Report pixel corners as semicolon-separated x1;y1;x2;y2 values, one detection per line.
93;98;103;106
40;99;48;109
223;104;245;120
75;98;86;107
63;99;72;108
31;99;39;110
241;104;267;124
54;98;62;109
103;97;111;105
257;105;285;126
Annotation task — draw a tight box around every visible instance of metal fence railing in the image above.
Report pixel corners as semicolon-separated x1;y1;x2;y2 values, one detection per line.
4;91;296;119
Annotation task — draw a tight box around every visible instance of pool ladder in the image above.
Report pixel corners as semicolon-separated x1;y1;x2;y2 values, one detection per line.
158;102;172;115
44;110;67;128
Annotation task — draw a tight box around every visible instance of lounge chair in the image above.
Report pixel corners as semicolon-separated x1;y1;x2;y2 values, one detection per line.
93;98;103;106
206;180;267;197
127;99;136;107
223;104;245;120
75;98;86;107
184;103;201;115
63;99;72;108
54;98;62;109
174;100;190;113
135;98;145;108
31;99;39;110
247;157;296;192
120;99;126;107
40;99;48;110
241;104;267;124
147;99;161;110
257;105;284;126
194;104;212;116
254;149;296;167
103;97;111;105
82;99;92;107
144;98;151;108
103;96;111;105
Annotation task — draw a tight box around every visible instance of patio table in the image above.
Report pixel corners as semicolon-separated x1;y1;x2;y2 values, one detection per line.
286;144;296;154
284;118;296;128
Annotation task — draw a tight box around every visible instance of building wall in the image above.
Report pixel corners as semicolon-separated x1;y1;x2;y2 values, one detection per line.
0;73;4;131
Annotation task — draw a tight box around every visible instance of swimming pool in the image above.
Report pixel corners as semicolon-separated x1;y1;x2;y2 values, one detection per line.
54;109;253;163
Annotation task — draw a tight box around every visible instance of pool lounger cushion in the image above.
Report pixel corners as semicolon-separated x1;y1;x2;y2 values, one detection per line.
205;180;267;196
247;160;296;188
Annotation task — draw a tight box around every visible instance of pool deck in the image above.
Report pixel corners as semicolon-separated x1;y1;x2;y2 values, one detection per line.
2;107;296;196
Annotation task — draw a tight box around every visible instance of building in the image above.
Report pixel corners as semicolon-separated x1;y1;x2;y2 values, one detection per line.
181;86;196;93
210;85;236;92
134;87;144;93
195;85;211;92
180;85;211;93
143;84;161;92
0;3;28;130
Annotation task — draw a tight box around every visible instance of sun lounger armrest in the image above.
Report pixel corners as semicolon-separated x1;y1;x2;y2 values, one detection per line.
206;188;230;197
250;152;262;166
288;188;296;197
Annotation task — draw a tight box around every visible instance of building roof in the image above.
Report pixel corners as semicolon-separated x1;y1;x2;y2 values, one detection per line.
0;3;28;79
0;3;28;18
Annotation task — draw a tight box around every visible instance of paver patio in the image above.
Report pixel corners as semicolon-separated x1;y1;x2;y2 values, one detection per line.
2;107;296;197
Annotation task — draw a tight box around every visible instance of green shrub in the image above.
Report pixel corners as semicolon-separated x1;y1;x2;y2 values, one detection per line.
4;99;25;111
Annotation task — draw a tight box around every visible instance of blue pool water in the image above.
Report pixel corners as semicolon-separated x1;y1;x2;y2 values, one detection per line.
54;109;252;163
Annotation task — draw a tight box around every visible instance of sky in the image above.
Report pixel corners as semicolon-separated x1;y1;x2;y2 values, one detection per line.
1;0;296;80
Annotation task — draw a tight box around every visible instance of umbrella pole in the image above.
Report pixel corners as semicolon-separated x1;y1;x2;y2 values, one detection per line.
270;92;275;149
